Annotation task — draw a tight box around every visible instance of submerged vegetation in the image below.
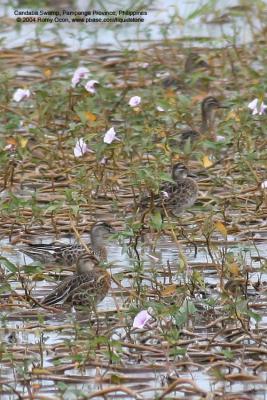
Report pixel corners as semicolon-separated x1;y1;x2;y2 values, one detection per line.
0;0;267;398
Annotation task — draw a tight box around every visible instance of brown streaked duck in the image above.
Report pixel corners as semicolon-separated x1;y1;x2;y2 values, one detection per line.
38;253;111;309
19;221;114;265
140;163;198;215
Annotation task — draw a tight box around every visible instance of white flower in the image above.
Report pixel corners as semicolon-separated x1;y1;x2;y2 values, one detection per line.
73;138;89;157
103;127;117;144
13;89;31;102
84;80;99;94
248;98;258;114
132;310;153;329
261;180;267;189
156;106;165;112
248;98;267;115
156;71;169;78
71;67;90;88
129;96;141;107
216;135;226;142
161;191;169;199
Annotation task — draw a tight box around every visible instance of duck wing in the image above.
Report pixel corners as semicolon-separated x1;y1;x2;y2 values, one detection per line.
20;242;97;265
68;271;111;306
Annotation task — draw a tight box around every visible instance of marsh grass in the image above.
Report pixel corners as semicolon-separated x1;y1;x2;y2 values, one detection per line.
0;0;267;398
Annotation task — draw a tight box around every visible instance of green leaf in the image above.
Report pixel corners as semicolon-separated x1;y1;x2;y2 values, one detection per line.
76;111;88;124
186;0;217;20
247;310;262;323
178;299;197;315
45;201;64;214
0;282;12;294
150;211;163;231
158;172;175;183
23;263;44;274
221;349;234;360
0;257;18;273
170;347;187;356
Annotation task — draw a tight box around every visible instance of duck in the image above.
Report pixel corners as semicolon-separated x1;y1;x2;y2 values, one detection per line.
184;52;209;73
37;253;111;309
19;221;114;265
176;96;227;147
161;52;209;89
140;163;198;215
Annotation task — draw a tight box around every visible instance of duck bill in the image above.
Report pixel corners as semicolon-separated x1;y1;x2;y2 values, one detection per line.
188;172;198;178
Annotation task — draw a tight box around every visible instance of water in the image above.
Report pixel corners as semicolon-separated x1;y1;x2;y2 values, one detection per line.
0;230;266;399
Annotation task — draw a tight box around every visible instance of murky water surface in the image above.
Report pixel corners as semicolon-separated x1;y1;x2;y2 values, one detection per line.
0;231;266;399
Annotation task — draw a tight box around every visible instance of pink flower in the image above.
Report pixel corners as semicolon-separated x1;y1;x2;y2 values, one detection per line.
139;62;149;68
4;144;16;152
248;98;267;115
259;102;267;115
13;89;31;102
74;138;90;157
71;67;90;88
129;96;141;107
100;156;108;165
132;310;153;329
103;127;118;144
84;80;99;94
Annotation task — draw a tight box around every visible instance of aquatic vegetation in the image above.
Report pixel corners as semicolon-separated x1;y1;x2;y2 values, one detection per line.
0;0;266;398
